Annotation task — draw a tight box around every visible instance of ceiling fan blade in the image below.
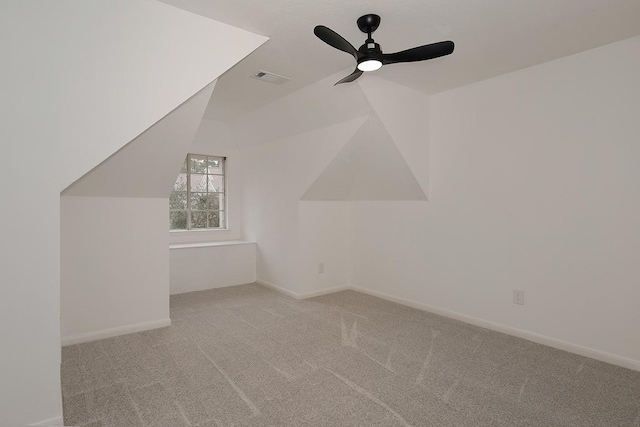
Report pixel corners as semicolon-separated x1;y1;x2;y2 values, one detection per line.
334;68;364;85
314;25;359;60
382;41;454;65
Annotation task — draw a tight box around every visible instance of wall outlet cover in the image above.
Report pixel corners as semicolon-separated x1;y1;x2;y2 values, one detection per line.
513;289;524;305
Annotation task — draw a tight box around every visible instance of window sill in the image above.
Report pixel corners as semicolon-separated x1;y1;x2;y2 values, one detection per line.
169;240;255;250
170;228;229;233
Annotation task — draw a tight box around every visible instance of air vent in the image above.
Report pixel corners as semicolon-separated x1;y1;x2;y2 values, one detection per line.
250;70;291;85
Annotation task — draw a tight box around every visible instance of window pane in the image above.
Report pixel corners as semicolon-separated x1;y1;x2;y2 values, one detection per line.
207;157;224;174
170;211;187;230
170;154;227;231
207;211;220;228
174;173;187;191
207;175;224;193
190;192;208;211
205;193;224;210
190;174;207;192
169;191;187;210
191;211;208;229
190;155;208;173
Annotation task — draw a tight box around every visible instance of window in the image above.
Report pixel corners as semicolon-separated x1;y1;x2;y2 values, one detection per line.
170;154;226;230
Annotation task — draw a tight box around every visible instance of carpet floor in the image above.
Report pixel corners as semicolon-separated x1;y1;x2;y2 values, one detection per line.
62;283;640;426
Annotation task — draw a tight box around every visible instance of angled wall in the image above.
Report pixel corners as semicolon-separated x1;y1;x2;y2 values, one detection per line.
63;82;216;198
0;2;265;425
235;71;431;296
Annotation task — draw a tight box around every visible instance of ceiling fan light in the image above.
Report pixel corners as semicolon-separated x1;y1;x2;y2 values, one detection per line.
357;59;382;72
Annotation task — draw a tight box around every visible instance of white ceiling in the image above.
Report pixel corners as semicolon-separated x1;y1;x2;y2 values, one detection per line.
160;0;640;123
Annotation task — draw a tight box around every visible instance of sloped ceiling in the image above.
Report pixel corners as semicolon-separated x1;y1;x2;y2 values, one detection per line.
358;76;430;193
54;0;267;191
160;0;640;122
63;82;215;198
233;72;431;201
301;116;427;201
230;73;371;149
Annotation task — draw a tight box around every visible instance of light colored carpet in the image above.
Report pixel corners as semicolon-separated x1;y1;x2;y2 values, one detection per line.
62;283;640;426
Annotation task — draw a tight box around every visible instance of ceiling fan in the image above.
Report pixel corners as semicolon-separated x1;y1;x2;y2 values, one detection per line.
314;14;454;85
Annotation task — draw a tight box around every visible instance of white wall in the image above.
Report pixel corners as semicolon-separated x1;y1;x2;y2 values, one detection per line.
0;106;62;425
240;119;363;294
298;202;351;294
62;85;220;338
350;36;640;368
61;197;170;343
0;2;265;424
170;243;256;294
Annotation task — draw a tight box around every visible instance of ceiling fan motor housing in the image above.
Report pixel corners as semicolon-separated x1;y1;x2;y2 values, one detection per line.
358;42;382;62
357;14;381;34
359;42;381;55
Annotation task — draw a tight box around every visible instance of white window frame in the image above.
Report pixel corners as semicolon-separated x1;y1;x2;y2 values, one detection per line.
170;154;227;231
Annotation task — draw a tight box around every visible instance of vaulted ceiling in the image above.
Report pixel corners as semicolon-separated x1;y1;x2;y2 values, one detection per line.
160;0;640;122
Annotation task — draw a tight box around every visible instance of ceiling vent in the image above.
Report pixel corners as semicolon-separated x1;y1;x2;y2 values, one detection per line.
251;70;291;85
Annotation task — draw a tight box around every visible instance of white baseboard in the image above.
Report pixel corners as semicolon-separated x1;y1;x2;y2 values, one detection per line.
256;279;350;300
257;279;639;371
300;284;351;299
30;416;63;426
171;280;257;295
61;318;171;346
256;279;300;298
350;285;640;372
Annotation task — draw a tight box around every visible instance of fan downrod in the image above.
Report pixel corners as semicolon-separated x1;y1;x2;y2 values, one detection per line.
357;14;381;35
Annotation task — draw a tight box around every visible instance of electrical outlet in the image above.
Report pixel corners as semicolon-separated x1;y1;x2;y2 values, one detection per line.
513;289;524;305
318;263;324;274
